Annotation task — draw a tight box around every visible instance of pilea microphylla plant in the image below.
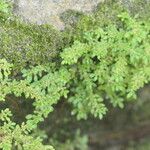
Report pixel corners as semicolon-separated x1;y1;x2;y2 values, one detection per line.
0;0;150;149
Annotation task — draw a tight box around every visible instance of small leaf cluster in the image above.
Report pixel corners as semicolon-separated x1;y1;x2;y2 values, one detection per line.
0;59;70;149
0;0;12;20
61;12;150;119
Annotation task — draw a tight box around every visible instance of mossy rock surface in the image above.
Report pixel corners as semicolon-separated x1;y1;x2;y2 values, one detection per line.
0;20;63;70
1;0;150;71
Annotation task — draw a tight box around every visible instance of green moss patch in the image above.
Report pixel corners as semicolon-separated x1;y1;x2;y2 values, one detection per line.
0;19;63;70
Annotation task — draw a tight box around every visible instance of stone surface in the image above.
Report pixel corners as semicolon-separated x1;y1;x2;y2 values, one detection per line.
13;0;103;29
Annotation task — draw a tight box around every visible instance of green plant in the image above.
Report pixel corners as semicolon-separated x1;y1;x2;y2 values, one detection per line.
61;12;150;119
1;0;150;149
0;11;150;149
0;0;12;20
0;58;70;149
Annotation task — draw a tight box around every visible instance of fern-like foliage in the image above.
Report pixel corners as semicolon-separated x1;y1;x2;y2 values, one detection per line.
0;59;70;149
61;12;150;119
0;12;150;149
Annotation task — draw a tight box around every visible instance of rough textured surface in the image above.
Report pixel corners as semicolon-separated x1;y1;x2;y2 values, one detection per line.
13;0;104;29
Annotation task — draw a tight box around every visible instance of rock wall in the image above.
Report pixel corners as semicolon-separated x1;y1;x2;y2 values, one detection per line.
13;0;104;29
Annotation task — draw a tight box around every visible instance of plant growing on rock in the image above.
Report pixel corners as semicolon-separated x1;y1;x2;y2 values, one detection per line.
61;12;150;119
0;10;150;149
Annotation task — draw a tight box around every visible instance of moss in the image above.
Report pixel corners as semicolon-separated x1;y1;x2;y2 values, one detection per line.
63;0;126;43
121;0;150;20
60;9;84;27
2;1;122;70
94;0;125;25
64;0;150;42
62;1;125;44
1;0;150;71
0;18;63;70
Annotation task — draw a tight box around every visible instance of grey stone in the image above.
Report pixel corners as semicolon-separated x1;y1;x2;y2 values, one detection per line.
13;0;104;29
